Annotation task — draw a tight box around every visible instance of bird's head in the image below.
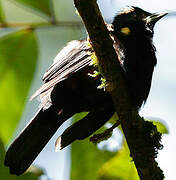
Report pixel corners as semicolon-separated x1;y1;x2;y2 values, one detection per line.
112;6;168;40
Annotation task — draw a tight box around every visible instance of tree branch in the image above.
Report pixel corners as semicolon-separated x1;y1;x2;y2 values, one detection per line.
73;0;164;179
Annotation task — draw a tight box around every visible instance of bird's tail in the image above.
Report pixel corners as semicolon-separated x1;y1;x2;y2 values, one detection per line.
4;106;74;175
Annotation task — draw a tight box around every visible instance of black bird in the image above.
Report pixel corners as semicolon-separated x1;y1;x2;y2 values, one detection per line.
4;7;167;175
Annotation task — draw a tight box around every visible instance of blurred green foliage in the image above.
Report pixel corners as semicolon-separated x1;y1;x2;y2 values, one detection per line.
0;0;5;23
71;113;168;180
98;143;139;180
0;0;169;180
71;113;116;180
0;29;38;144
14;0;52;17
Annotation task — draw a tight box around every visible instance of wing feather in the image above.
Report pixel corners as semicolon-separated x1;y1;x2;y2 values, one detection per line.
31;39;92;100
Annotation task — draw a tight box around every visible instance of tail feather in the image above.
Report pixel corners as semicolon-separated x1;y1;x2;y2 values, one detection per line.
58;107;114;150
4;106;73;175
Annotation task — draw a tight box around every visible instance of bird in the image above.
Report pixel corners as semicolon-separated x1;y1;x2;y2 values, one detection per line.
4;6;167;175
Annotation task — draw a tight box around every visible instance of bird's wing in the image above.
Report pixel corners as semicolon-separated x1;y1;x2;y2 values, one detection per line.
31;39;92;100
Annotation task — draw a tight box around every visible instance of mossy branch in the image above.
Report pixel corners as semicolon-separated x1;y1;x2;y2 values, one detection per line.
73;0;164;179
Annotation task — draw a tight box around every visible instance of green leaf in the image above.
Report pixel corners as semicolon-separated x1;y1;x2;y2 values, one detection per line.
14;0;52;17
153;121;169;134
26;165;44;177
109;112;119;124
72;112;89;123
71;113;115;180
98;142;139;180
146;118;169;134
0;137;9;179
0;137;43;179
71;139;115;180
0;29;38;144
0;0;5;23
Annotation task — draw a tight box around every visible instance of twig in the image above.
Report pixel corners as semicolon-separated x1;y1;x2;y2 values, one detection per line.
90;121;120;143
0;21;83;29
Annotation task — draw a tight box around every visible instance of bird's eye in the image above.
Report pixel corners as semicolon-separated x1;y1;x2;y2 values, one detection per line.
120;27;131;35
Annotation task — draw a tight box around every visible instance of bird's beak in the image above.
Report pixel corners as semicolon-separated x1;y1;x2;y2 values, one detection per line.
145;11;168;25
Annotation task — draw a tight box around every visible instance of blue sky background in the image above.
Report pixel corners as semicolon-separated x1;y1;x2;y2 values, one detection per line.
6;0;176;179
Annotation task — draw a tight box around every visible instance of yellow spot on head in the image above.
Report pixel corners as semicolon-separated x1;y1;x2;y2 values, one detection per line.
120;27;131;35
